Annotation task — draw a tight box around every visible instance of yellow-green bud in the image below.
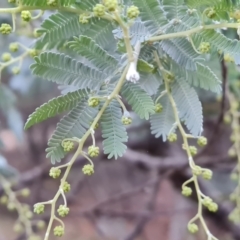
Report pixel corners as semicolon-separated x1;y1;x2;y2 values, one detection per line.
167;133;177;142
93;4;106;17
192;166;202;176
223;114;231;124
189;146;197;156
47;0;57;6
57;205;69;217
9;43;19;52
224;53;234;63
181;186;192;197
188;223;198;234
88;98;100;107
208;202;218;212
165;72;175;83
21;188;30;197
49;167;61;179
62;140;74;152
0;196;8;205
79;13;89;24
122;116;132;125
199;42;211;54
230;172;238;181
36;220;46;230
54;225;64;237
205;8;216;19
82;164;94;175
7;202;15;211
103;0;118;11
127;6;140;19
12;67;20;75
1;53;11;62
202;196;213;207
26;211;33;219
197;136;207;147
88;145;100;157
28;49;39;58
228;148;237;158
13;223;23;233
155;103;163;113
62;181;71;193
21;11;32;22
201;169;212;180
33;204;45;214
0;23;12;35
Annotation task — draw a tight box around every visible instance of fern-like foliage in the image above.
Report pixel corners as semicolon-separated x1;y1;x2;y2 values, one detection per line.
150;95;175;141
22;0;75;6
24;89;89;130
100;101;128;159
36;13;116;51
46;101;98;164
68;36;119;74
172;79;203;136
121;82;155;120
160;36;203;70
132;0;168;34
163;0;188;20
31;52;107;90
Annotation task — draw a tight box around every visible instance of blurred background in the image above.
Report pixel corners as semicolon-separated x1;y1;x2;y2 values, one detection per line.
1;1;240;240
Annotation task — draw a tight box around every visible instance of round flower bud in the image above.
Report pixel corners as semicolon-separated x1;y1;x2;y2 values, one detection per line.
88;98;100;107
82;164;94;175
228;148;237;158
1;53;11;62
36;220;46;230
79;14;89;24
165;72;175;83
21;11;32;22
62;181;71;193
28;49;39;58
127;6;140;19
57;205;70;217
33;204;45;214
228;208;240;223
181;186;192;197
62;140;74;152
33;29;43;38
201;169;213;180
167;133;177;142
205;8;216;19
197;136;207;147
12;67;20;75
26;211;33;219
93;4;106;17
230;193;237;202
0;23;12;35
202;196;213;207
122;116;132;125
192;166;202;176
230;172;238;181
49;167;61;179
189;146;197;156
188;223;198;234
224;53;234;63
13;223;23;233
9;43;19;52
7;202;15;211
0;196;8;205
54;225;64;237
47;0;57;6
223;114;231;124
208;202;218;212
21;188;30;197
103;0;118;11
88;145;100;157
232;10;240;19
199;42;211;54
154;103;163;113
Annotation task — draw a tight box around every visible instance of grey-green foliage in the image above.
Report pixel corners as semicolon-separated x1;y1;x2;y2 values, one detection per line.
25;0;239;162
